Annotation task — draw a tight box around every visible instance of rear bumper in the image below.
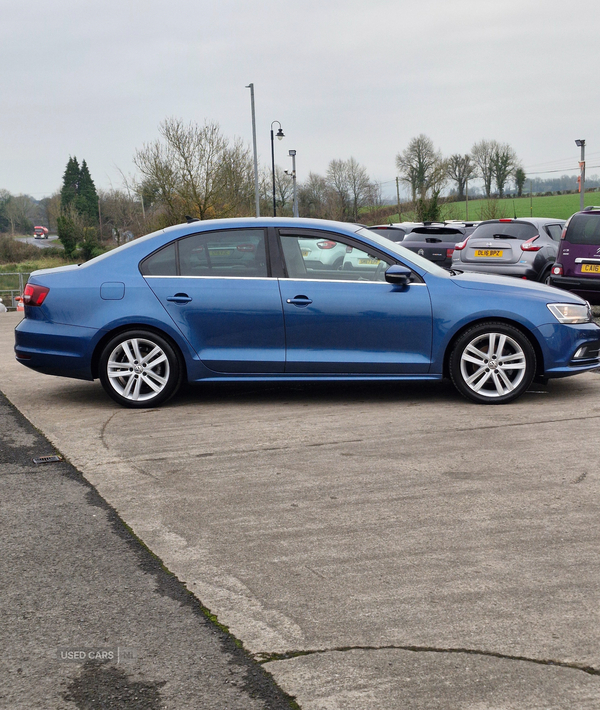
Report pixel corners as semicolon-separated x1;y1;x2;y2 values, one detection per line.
14;318;98;381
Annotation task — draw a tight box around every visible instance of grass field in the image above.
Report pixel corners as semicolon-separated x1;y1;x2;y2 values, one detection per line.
384;190;600;224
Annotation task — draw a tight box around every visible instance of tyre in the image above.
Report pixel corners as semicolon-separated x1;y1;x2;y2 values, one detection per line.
539;266;552;285
449;322;536;404
99;330;182;408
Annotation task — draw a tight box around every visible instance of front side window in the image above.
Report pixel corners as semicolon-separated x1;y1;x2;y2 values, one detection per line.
281;235;392;282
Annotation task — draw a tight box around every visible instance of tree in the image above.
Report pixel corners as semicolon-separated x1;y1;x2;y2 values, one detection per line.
56;207;83;258
60;157;80;210
76;160;99;222
4;193;36;235
514;167;526;198
471;140;496;198
447;154;476;200
298;172;332;219
324;157;373;222
133;117;254;226
491;143;520;198
396;135;445;202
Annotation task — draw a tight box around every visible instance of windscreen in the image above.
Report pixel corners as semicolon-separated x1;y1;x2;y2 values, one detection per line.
471;222;537;240
565;214;600;245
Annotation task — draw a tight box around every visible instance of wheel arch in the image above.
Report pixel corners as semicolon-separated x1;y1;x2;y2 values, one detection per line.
442;317;545;379
91;323;188;382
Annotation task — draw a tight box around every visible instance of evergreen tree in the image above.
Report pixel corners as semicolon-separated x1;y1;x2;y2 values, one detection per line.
76;160;99;223
60;157;80;210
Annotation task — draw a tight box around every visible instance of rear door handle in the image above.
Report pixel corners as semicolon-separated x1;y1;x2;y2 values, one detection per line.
286;295;313;307
166;293;192;304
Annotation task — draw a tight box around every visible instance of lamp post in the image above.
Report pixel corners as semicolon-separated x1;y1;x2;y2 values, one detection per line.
286;150;298;217
576;139;586;211
271;121;284;216
245;83;260;217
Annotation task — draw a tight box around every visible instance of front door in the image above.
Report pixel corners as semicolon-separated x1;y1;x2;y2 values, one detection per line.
277;231;433;373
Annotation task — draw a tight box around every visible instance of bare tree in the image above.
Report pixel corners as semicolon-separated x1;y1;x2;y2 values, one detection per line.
396;135;445;201
298;172;332;219
447;154;476;200
4;194;36;235
324;157;373;222
133;118;254;226
471;140;496;198
491;143;520;198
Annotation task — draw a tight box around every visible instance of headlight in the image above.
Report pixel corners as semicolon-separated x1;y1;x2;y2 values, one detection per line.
547;302;592;324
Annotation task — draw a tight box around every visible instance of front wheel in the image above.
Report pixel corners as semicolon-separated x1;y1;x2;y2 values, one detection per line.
99;330;182;408
449;323;536;404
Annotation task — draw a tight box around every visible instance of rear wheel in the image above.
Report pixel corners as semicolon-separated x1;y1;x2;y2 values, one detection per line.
449;322;536;404
99;330;182;408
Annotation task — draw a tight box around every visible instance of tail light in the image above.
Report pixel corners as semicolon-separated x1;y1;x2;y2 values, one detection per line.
552;264;563;276
453;237;469;251
236;244;255;252
446;248;455;258
521;236;541;252
560;226;567;239
316;240;338;250
22;283;49;306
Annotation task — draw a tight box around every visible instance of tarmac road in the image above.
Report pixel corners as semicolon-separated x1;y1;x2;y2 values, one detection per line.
2;310;600;709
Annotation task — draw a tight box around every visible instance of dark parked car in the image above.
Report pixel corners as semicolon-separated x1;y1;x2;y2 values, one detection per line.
549;207;600;305
452;218;565;282
401;225;468;269
366;224;419;242
14;217;600;407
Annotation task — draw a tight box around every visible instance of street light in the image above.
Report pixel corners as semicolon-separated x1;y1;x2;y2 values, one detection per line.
245;83;260;217
271;121;284;216
285;150;298;218
576;139;586;211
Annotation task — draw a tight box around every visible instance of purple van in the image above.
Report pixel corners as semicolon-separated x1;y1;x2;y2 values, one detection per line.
549;207;600;304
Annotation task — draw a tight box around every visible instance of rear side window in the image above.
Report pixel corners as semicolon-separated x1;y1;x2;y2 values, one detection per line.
140;229;268;277
471;222;537;240
545;224;563;241
564;214;600;245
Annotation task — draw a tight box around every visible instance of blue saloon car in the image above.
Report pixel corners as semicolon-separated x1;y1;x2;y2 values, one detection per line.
14;217;600;407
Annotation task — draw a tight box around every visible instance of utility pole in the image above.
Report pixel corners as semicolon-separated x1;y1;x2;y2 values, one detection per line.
465;178;469;221
246;83;260;217
576;139;586;211
396;177;402;222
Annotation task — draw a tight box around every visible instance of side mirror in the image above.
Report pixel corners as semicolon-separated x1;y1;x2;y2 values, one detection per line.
385;265;412;285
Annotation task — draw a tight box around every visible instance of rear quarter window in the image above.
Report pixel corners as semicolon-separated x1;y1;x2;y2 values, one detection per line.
564;214;600;245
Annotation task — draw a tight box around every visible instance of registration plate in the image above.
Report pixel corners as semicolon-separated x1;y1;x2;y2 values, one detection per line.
301;249;311;257
358;258;380;265
210;249;234;257
581;263;600;273
474;249;503;258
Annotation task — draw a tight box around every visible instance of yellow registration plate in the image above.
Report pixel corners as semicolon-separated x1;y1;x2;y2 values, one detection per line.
581;263;600;273
474;249;503;258
358;258;380;265
210;249;234;257
301;249;311;257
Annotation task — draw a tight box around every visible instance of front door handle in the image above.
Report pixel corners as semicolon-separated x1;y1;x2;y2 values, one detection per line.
166;293;192;304
286;295;313;307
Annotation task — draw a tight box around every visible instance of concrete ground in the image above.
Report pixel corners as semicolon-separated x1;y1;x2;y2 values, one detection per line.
2;310;600;709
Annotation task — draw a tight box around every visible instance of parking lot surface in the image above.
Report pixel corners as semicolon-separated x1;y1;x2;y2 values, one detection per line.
2;311;600;708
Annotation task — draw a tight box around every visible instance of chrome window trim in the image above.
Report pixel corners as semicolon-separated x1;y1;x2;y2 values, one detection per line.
574;258;600;264
144;275;427;285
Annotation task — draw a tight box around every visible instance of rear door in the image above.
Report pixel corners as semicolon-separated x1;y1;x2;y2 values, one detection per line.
142;228;286;373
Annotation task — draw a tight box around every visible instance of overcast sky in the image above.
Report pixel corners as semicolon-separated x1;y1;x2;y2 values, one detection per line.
2;0;599;200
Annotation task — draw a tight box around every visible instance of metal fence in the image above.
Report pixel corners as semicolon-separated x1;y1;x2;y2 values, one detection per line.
0;273;30;311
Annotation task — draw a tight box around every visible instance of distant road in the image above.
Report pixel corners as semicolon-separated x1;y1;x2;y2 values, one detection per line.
21;235;62;249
